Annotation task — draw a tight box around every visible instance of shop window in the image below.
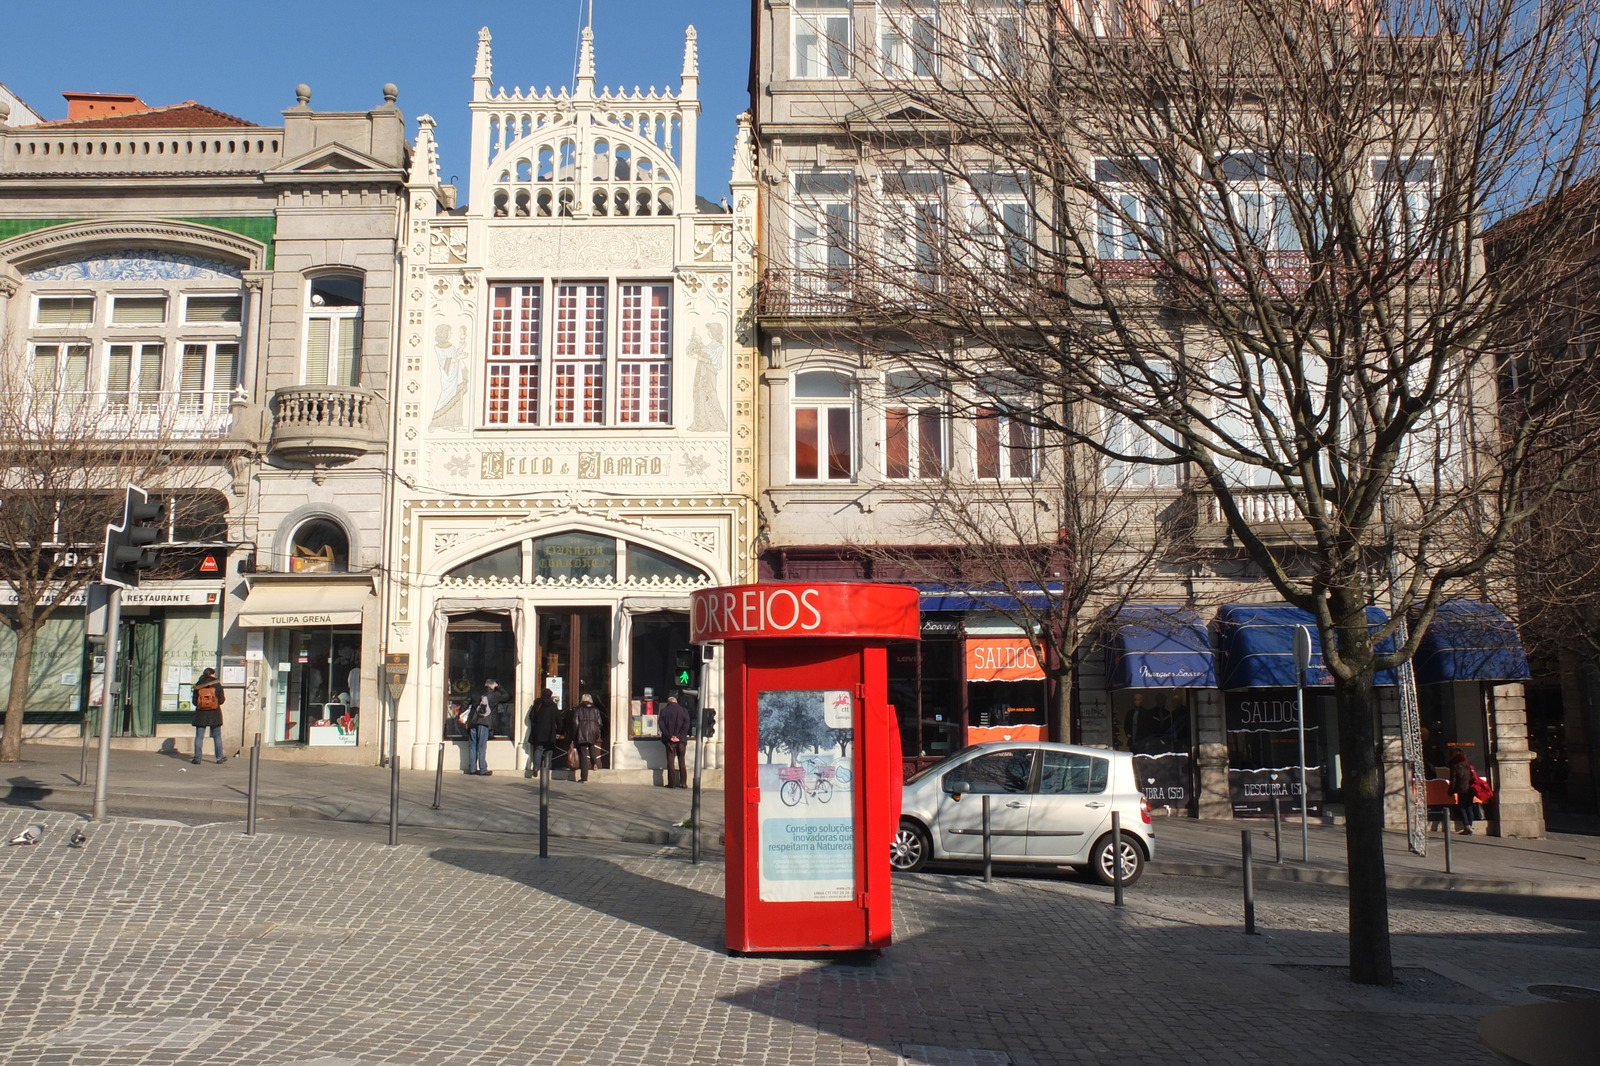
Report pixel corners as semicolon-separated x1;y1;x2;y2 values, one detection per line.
444;617;516;741
289;518;350;573
534;531;617;582
625;542;707;584
446;544;522;583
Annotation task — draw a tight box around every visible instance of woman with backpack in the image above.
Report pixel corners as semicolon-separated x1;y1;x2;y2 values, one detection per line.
191;668;226;765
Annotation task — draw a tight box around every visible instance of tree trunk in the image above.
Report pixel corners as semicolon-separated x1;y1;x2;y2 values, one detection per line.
1052;660;1077;745
1330;601;1393;987
1;623;38;762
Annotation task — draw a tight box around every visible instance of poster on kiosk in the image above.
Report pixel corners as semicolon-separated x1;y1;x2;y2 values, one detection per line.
691;582;919;954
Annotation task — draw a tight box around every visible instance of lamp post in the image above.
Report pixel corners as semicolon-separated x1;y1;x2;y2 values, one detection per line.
1293;624;1312;862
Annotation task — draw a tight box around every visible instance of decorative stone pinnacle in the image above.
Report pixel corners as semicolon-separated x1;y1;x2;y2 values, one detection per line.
474;27;493;81
683;26;700;79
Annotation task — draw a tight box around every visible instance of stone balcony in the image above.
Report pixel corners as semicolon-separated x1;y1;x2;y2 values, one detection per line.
268;385;386;466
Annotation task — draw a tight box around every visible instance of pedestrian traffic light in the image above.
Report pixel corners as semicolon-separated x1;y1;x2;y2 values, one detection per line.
703;707;716;738
673;647;698;690
101;485;164;589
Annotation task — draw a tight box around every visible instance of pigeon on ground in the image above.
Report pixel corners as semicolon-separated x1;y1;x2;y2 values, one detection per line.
8;823;45;846
68;828;88;849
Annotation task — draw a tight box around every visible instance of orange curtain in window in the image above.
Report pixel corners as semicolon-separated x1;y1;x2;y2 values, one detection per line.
965;638;1045;681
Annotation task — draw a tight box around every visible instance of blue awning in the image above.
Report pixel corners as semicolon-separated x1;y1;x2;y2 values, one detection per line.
1414;601;1530;684
1217;603;1399;689
1104;605;1216;688
917;583;1063;613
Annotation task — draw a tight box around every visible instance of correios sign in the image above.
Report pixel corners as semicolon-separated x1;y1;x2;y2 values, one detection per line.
691;582;920;643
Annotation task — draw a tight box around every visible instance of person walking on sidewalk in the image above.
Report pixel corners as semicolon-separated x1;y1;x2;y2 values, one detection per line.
1448;751;1477;834
568;695;604;783
658;691;692;789
525;688;561;777
191;668;226;765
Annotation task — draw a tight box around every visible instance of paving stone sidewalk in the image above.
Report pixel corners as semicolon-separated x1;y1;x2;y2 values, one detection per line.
1;809;1598;1066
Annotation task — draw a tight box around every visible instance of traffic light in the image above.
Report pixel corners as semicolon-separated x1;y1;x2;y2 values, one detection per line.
672;647;698;690
101;485;164;589
703;707;717;738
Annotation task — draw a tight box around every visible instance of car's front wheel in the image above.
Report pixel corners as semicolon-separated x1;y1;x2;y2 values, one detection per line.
1088;831;1145;886
890;820;931;872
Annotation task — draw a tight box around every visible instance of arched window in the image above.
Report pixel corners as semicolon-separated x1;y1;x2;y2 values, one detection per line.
289;517;350;573
445;543;522;583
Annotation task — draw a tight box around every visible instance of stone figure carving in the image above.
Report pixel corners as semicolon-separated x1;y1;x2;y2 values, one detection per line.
430;322;471;430
687;327;727;432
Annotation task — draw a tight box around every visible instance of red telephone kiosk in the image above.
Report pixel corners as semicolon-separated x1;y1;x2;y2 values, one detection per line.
691;582;919;954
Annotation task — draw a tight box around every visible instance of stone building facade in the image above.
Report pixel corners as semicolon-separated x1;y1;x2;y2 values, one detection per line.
0;86;408;762
385;27;757;777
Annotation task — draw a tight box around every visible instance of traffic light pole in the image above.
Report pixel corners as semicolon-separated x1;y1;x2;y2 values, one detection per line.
91;588;123;822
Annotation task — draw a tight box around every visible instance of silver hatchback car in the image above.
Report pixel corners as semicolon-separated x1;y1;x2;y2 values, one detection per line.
891;742;1154;884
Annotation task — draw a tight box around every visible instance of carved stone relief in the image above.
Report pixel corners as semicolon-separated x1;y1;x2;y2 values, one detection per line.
489;226;674;272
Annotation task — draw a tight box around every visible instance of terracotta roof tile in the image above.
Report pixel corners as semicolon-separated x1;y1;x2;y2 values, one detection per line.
22;101;258;130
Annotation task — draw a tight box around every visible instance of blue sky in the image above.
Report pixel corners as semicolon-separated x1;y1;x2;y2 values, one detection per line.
1;1;752;201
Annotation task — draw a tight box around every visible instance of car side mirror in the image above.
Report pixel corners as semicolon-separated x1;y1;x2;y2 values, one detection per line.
946;780;972;802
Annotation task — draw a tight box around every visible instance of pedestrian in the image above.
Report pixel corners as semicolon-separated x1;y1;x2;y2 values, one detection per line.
658;690;692;789
1448;751;1477;835
568;694;604;783
525;688;561;777
190;668;226;765
463;679;506;776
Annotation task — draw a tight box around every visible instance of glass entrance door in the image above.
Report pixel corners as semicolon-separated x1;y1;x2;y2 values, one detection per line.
107;617;161;737
538;607;611;766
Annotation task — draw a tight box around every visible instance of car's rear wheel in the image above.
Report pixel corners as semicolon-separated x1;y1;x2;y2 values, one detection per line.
1088;832;1145;886
890;820;931;872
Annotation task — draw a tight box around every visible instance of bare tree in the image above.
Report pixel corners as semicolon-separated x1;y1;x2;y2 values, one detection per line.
768;0;1600;985
0;332;229;763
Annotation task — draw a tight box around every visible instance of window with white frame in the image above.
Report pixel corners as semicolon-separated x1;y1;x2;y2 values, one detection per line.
618;282;672;425
484;280;673;428
1101;361;1179;487
552;282;607;425
1096;159;1162;259
965;0;1023;79
30;343;90;397
1207;152;1319;254
795;0;853;78
793;369;856;481
884;171;943;291
179;342;240;415
34;295;94;328
109;295;168;326
1373;156;1436;253
884;370;946;479
106;342;165;413
881;0;939;79
793;172;855;292
974;389;1036;480
487;283;543;426
304;274;363;387
965;172;1032;272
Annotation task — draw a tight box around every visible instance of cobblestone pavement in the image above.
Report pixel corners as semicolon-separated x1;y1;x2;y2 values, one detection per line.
2;811;1597;1066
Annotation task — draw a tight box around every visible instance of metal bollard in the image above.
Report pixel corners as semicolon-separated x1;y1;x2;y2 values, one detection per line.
1242;829;1257;935
246;733;261;835
1273;798;1283;864
538;751;550;859
1442;805;1452;874
1112;811;1124;907
982;794;993;884
431;742;445;810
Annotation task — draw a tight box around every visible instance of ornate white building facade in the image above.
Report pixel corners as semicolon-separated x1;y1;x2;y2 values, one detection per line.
387;27;757;776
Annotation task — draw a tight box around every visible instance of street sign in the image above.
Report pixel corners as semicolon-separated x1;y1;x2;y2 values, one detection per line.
384;652;410;701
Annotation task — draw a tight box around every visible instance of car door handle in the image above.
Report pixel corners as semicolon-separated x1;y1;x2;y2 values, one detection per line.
1085;802;1107;809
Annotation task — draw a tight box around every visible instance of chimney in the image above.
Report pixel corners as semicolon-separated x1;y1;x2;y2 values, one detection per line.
62;92;149;121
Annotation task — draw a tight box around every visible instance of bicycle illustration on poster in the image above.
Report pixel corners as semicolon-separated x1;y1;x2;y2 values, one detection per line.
756;689;856;902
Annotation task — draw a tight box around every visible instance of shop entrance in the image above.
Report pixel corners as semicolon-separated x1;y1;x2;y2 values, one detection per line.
539;607;611;766
105;617;162;737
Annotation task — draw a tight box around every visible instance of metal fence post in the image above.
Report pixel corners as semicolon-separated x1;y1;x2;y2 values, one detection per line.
982;795;993;884
245;733;261;835
1242;829;1257;935
1112;811;1125;906
431;741;445;810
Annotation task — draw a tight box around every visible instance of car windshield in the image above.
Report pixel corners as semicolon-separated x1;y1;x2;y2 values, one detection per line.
905;745;983;785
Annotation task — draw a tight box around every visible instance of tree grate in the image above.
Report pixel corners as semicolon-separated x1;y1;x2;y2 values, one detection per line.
899;1045;1014;1066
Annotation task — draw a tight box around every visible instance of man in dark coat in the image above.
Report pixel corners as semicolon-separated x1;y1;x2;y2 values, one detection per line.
658;691;693;789
525;688;561;777
191;668;226;765
568;695;604;782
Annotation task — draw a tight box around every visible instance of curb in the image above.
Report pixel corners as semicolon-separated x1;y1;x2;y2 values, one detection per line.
1154;860;1600;900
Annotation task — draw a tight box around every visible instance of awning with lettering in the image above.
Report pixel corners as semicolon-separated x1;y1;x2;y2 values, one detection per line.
1414;601;1530;684
1103;605;1216;689
1216;603;1398;689
237;582;372;628
430;597;525;666
918;583;1063;613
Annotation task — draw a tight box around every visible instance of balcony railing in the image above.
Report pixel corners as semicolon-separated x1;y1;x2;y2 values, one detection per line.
268;385;385;465
10;390;233;440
